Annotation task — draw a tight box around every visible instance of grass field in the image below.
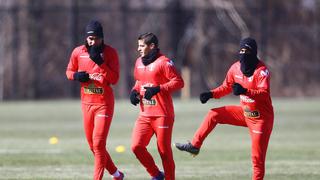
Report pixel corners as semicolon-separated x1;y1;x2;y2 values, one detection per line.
0;98;320;180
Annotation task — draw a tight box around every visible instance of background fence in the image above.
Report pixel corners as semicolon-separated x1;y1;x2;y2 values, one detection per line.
0;0;319;100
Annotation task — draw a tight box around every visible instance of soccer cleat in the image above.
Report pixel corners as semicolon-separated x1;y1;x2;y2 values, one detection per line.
113;171;124;180
151;171;164;180
174;142;200;157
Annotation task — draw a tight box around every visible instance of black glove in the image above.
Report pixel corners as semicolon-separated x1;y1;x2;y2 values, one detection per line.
73;71;89;82
199;92;213;104
232;83;247;96
89;45;104;65
130;90;140;106
144;86;160;100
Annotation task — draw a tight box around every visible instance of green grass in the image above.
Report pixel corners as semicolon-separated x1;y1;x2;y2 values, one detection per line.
0;98;320;179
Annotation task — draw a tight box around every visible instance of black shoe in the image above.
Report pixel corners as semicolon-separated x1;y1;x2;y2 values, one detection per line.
151;171;164;180
113;171;124;180
174;142;200;156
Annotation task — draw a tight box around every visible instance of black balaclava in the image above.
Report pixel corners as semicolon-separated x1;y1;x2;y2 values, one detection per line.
142;48;160;66
85;20;104;54
239;37;259;77
85;20;104;38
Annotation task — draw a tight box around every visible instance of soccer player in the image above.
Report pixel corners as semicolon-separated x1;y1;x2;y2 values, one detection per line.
66;20;124;180
175;37;274;180
130;32;184;180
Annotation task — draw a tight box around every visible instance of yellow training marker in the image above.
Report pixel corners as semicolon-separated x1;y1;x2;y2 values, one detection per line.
115;145;125;153
49;136;59;145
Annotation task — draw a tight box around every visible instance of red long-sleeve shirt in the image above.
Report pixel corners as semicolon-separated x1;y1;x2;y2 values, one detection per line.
132;54;184;117
212;60;273;118
66;44;119;105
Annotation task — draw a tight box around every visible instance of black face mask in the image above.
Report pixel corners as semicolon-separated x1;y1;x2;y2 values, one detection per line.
142;48;160;66
239;53;259;77
85;42;104;53
239;37;259;77
85;42;105;65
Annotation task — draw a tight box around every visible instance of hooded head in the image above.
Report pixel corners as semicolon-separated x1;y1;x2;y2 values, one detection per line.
85;20;104;38
239;37;259;77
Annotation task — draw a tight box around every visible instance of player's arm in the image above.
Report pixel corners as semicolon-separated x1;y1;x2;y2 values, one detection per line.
199;66;234;104
143;60;184;100
66;48;90;83
66;48;79;80
159;60;184;93
130;71;141;106
212;67;234;98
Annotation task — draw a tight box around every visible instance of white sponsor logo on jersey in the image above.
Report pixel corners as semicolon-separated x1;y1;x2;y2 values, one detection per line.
141;83;154;92
260;69;269;77
80;55;90;58
89;73;103;81
235;75;243;79
240;95;255;103
167;60;174;66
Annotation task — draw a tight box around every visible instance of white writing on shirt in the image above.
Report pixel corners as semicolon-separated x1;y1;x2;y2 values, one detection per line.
89;73;103;81
140;83;154;92
240;95;255;103
235;75;243;79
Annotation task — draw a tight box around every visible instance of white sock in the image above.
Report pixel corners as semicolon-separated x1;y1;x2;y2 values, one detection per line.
112;170;120;177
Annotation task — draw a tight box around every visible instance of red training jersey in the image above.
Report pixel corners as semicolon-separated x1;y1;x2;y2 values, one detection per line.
212;60;273;119
66;44;120;105
132;54;184;117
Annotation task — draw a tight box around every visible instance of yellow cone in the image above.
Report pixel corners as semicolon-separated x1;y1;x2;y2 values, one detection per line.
115;145;125;153
49;136;59;145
